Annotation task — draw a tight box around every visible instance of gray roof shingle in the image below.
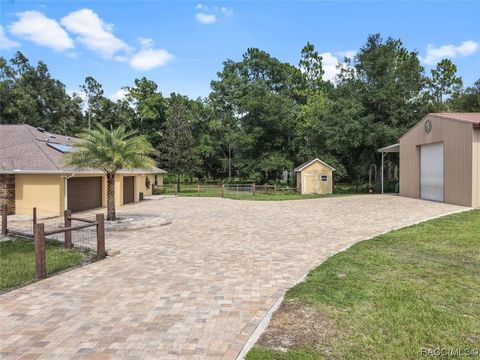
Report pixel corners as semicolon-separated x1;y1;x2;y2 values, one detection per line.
0;124;166;174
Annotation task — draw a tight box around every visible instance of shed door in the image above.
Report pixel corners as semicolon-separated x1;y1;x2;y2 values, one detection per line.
302;174;316;194
420;143;444;202
123;176;135;204
67;177;102;213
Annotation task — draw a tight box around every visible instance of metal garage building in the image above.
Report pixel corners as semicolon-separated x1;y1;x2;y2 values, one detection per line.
380;113;480;208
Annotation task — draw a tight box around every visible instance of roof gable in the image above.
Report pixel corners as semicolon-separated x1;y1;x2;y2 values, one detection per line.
399;113;480;141
294;158;335;172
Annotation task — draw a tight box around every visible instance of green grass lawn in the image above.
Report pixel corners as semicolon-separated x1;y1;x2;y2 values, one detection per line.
158;185;355;201
0;238;93;290
247;210;480;360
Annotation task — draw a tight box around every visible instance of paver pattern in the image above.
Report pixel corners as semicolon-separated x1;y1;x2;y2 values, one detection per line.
0;195;467;359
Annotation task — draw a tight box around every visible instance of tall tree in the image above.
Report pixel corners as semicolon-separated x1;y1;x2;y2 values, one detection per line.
298;42;327;96
80;76;104;129
426;59;463;104
159;98;200;190
66;125;157;220
0;51;83;133
448;79;480;111
125;77;166;147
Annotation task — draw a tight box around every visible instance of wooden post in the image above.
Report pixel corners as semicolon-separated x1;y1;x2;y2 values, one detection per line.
96;213;105;260
264;183;267;194
174;184;178;195
34;223;47;279
221;184;225;198
252;183;255;196
32;207;37;236
64;209;72;249
1;204;7;235
274;184;277;195
197;184;200;193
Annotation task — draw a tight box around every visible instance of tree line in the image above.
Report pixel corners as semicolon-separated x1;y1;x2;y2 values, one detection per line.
1;34;479;184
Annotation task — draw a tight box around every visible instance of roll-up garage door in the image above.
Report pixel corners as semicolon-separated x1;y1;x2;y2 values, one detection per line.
67;177;102;213
420;143;444;202
123;176;135;204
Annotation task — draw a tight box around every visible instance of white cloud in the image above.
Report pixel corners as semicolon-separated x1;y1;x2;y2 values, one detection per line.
220;7;233;16
110;88;128;101
8;11;74;51
61;8;131;59
195;4;232;24
129;38;173;71
422;40;479;65
320;52;341;82
0;25;20;49
195;12;217;24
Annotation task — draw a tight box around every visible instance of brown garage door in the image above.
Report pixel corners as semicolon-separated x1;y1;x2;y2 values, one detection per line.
67;177;102;213
123;176;134;204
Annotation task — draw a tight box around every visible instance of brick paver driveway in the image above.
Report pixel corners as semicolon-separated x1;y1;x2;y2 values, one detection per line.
0;195;467;359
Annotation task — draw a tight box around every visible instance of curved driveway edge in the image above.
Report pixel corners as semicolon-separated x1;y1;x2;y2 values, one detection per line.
0;195;468;359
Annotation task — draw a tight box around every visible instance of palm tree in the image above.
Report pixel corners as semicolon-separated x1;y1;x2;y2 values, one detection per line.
66;124;158;220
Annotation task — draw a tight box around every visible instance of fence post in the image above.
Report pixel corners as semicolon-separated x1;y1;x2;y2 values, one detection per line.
32;207;37;236
221;184;225;198
252;183;255;196
1;204;7;235
274;184;277;195
264;183;267;194
197;184;200;193
34;223;47;279
64;209;72;249
96;213;106;260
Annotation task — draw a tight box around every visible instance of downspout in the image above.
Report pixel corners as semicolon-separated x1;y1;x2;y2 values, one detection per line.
64;172;75;211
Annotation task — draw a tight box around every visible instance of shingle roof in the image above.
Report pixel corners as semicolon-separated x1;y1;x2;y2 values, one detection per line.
0;124;166;174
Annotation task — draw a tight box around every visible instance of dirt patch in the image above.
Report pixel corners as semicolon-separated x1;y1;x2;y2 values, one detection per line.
256;299;342;355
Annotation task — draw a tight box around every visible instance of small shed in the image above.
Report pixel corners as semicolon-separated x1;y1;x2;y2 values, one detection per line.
295;158;335;195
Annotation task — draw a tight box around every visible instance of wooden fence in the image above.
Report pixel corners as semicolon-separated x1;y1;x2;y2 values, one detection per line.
1;205;105;280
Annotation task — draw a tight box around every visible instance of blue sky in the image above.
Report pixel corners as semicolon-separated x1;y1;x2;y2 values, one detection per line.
1;1;479;100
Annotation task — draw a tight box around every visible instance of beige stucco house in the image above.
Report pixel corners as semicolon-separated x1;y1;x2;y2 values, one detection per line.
295;158;335;195
0;125;165;215
379;113;480;208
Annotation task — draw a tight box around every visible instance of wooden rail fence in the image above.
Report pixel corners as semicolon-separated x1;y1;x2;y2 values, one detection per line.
1;204;105;280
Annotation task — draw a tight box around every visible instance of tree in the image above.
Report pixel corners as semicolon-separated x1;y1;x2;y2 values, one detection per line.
66;125;157;220
426;59;463;105
125;77;167;147
210;48;303;181
448;79;480;111
80;76;104;129
0;51;83;132
298;42;327;97
159;98;200;190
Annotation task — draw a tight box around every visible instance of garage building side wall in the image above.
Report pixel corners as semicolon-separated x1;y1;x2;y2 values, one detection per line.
15;174;63;215
399;115;473;207
473;129;480;208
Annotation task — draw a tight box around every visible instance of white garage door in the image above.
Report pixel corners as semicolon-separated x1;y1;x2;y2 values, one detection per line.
420;143;444;202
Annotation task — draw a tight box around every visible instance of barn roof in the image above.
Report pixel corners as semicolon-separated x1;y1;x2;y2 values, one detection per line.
294;158;335;172
430;113;480;124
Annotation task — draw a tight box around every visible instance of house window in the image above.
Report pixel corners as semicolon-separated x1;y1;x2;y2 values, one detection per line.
154;175;158;186
321;175;328;182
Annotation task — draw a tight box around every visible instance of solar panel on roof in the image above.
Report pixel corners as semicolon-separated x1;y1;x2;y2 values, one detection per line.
47;142;73;153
